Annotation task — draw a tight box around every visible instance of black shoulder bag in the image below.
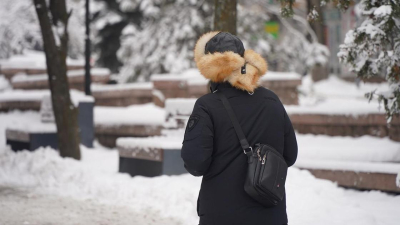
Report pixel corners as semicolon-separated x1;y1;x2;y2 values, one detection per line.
217;91;288;207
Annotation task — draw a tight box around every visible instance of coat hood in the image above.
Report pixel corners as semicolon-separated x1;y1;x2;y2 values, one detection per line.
194;31;268;92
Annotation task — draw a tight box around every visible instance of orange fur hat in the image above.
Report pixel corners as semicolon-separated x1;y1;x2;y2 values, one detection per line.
194;31;268;92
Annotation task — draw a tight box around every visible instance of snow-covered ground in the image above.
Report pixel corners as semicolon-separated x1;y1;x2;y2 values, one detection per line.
0;146;400;225
0;111;399;224
287;75;389;116
0;74;399;224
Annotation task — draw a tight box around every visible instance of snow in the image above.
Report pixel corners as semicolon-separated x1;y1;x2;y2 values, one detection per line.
150;69;208;86
6;122;56;134
94;11;122;30
0;75;10;91
287;75;387;115
397;173;400;188
0;0;85;59
91;82;153;92
114;128;400;175
306;75;390;99
0;189;178;225
0;89;94;106
94;103;166;126
297;134;400;163
0;50;84;69
0;90;49;102
165;98;196;116
0;147;399;225
117;136;183;150
152;89;165;101
162;76;388;116
0;111;41;151
261;71;302;81
295;159;400;174
374;5;392;17
0;104;399;224
286;97;383;115
11;68;110;83
151;69;302;85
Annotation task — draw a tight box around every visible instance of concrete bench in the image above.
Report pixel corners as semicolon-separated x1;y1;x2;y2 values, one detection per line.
260;72;302;105
151;70;302;106
95;124;162;148
290;113;400;142
295;159;400;193
92;83;153;106
6;94;94;151
117;136;186;177
94;104;166;148
0;50;85;80
11;68;110;91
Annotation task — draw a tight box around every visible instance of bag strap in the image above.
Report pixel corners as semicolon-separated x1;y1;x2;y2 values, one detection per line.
216;91;253;155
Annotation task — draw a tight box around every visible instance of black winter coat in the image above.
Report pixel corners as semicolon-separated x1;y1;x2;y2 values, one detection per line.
181;82;298;225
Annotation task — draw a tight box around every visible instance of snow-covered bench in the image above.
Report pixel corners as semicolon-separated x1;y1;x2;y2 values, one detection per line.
0;50;85;80
116;135;186;177
92;82;153;106
151;70;302;106
294;134;400;193
6;92;94;151
296;159;400;193
94;104;166;148
285;97;400;142
260;71;302;105
11;68;110;91
151;69;209;101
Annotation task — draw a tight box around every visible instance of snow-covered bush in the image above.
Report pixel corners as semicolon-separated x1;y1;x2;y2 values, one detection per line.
116;1;327;82
338;0;400;120
116;0;212;82
0;0;85;59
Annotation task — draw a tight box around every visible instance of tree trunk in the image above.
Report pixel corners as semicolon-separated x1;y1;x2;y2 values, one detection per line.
307;0;329;81
214;0;237;35
34;0;81;159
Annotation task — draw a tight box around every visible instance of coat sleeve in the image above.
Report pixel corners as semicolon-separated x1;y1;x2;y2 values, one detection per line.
181;99;214;176
283;109;298;167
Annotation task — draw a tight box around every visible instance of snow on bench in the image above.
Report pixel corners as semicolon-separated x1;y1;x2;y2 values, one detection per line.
0;89;93;112
151;69;209;101
164;98;196;128
286;81;400;141
92;82;154;106
151;69;302;105
116;133;185;177
115;129;400;190
295;159;400;193
0;50;85;79
6;91;95;150
94;103;167;148
11;68;110;91
294;134;400;193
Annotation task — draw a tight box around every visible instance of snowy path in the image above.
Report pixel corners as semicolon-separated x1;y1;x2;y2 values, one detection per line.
0;186;180;225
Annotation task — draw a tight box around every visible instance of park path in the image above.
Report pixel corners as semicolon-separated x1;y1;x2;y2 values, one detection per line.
0;186;180;225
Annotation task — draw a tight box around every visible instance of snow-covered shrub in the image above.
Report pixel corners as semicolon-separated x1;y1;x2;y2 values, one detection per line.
116;0;213;82
338;0;400;120
0;0;85;59
116;1;316;82
94;0;330;82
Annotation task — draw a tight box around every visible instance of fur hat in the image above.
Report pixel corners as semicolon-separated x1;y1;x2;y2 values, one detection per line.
194;31;268;92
